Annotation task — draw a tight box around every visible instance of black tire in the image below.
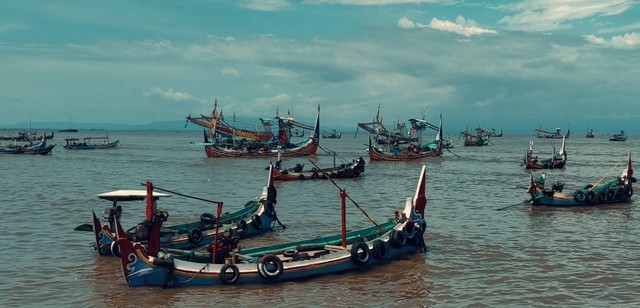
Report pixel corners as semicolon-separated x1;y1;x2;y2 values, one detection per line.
236;219;247;231
110;240;121;258
311;172;319;179
257;254;283;281
251;214;262;230
298;174;305;180
219;264;240;285
282;249;299;258
597;190;607;202
200;213;216;225
586;191;597;204
388;230;406;249
606;189;616;201
350;242;370;266
188;228;203;244
574;190;586;202
372;240;390;260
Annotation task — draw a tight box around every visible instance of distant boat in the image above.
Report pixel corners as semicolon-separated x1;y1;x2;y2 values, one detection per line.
59;115;78;132
535;126;570;139
64;134;120;150
609;130;627;142
586;128;595;138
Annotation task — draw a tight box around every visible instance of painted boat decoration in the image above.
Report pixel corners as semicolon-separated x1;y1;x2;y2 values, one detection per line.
609;130;627;141
113;165;429;287
523;136;566;169
273;153;365;180
90;165;281;256
0;137;56;155
535;126;570;139
202;106;320;158
64;134;119;150
528;152;635;207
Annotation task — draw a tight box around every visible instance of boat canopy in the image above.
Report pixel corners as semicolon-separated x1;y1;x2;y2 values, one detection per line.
96;190;171;202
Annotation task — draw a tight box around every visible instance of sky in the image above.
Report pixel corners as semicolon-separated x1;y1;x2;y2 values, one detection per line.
1;0;639;133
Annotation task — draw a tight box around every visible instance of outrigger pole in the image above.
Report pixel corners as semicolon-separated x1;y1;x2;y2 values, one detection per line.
307;159;385;234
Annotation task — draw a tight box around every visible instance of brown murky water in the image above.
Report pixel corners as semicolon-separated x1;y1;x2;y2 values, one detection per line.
1;130;638;307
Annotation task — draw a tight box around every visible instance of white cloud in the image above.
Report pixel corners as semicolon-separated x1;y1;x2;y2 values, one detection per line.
304;0;452;5
144;87;206;103
240;0;291;11
219;67;240;77
498;0;635;32
585;32;640;49
428;16;497;36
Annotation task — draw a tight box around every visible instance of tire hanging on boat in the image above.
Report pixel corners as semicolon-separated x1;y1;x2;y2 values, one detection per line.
606;189;616;201
350;242;371;266
388;230;406;249
586;191;597;204
597;190;607;202
200;213;216;225
371;240;390;260
263;201;276;219
219;264;240;285
573;190;586;202
188;228;203;244
257;254;283;281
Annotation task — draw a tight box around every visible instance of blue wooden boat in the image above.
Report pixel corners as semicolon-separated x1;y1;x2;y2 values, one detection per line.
112;165;429;287
0;138;56;155
523;137;566;169
64;135;120;150
528;152;634;207
90;165;281;256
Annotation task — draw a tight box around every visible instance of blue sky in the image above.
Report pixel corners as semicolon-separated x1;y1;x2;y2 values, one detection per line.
1;0;639;133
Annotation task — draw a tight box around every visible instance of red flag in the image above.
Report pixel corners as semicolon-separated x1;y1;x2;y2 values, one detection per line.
624;152;633;178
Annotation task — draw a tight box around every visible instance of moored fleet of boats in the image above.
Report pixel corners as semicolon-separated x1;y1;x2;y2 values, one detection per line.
2;102;635;289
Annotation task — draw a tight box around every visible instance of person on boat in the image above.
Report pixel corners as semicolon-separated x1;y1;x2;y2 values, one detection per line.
534;173;546;190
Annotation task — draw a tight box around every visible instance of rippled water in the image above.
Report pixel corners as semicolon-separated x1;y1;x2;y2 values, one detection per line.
1;130;638;307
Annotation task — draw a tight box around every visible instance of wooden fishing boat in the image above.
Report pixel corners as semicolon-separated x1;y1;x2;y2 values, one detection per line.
368;137;442;161
368;114;444;161
113;165;428;287
586;128;595;138
487;128;503;137
322;129;341;139
460;126;490;146
0;137;56;155
535;126;570;139
89;166;281;256
0;129;53;142
186;99;274;142
609;130;627;141
528;152;634;207
523;137;566;169
356;104;418;145
64;135;119;150
273;154;365;180
202;106;320;158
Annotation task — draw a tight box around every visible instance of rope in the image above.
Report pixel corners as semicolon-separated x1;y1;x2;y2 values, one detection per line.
590;155;627;189
307;159;385;234
142;184;221;204
176;264;208;283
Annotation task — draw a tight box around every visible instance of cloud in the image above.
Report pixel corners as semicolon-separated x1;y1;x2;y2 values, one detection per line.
219;67;240;77
397;17;429;29
584;32;640;49
498;0;635;32
144;87;206;103
304;0;453;5
427;16;497;36
240;0;291;11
